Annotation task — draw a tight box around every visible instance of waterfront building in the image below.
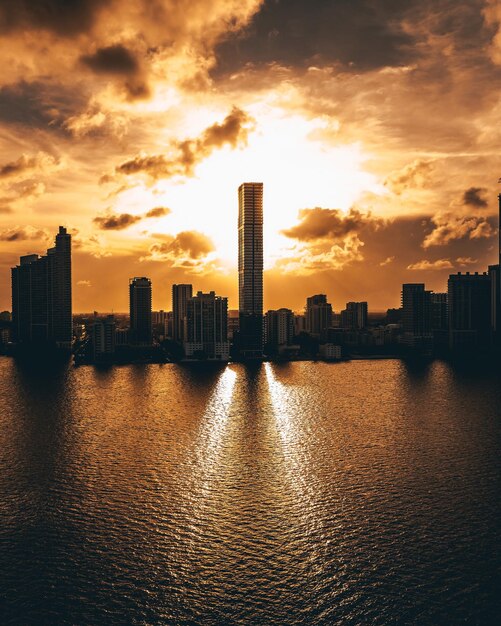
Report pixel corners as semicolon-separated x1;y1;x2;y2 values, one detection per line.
400;283;432;351
172;284;192;343
265;308;295;350
92;315;116;360
238;182;263;359
184;291;230;361
305;294;332;338
11;226;72;351
341;302;368;329
129;277;152;345
448;272;491;351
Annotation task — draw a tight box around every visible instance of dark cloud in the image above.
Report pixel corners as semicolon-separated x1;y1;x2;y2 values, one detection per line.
213;0;491;77
115;107;253;180
463;186;488;208
94;206;171;230
81;45;139;75
80;44;150;100
0;153;56;178
145;207;170;218
146;230;215;262
93;213;142;230
282;207;381;242
0;0;112;36
384;159;434;194
0;81;86;131
423;214;495;248
0;226;46;242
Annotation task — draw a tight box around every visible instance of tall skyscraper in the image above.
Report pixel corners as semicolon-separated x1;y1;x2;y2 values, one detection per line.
129;277;152;345
172;283;192;343
184;291;230;361
11;226;72;351
238;182;263;358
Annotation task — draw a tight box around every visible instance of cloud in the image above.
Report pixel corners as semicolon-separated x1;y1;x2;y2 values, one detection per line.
80;44;150;100
462;186;488;208
384;159;434;194
0;0;112;36
0;152;58;179
380;256;395;266
0;225;47;242
93;206;171;230
142;230;215;267
113;107;254;180
80;45;139;75
145;206;170;218
423;214;495;248
93;213;142;230
281;207;381;242
456;256;478;265
76;279;92;287
0;81;85;130
407;259;453;271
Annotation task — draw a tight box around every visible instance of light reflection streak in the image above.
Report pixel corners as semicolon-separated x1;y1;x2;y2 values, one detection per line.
264;363;323;533
194;366;237;495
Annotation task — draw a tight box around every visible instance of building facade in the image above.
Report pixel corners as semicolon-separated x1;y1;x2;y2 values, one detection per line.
184;291;229;361
341;302;368;330
448;272;491;351
265;308;295;351
305;294;332;338
129;277;152;345
172;284;192;343
238;182;263;358
11;226;72;351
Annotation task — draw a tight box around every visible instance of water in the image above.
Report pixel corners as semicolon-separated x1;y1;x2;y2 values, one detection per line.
0;357;500;625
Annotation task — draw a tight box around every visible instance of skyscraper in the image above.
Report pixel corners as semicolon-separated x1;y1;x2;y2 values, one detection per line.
341;302;368;330
172;283;192;343
400;283;432;350
11;226;72;351
238;182;263;358
184;291;230;361
448;272;491;351
129;277;152;345
305;294;332;337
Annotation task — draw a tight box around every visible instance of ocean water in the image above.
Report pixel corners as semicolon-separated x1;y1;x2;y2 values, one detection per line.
0;357;500;625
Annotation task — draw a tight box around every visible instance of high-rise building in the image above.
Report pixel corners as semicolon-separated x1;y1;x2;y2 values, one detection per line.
184;291;229;361
238;182;263;358
305;294;332;338
265;308;294;350
448;272;491;351
488;193;501;349
92;315;116;360
341;302;368;329
11;226;72;351
172;284;192;343
129;277;152;345
400;283;432;350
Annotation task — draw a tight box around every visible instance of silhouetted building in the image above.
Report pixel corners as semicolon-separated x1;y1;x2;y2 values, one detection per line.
129;277;152;345
400;284;432;351
448;272;491;351
305;294;332;338
265;308;294;350
172;284;192;343
341;302;368;329
228;309;239;340
294;313;306;335
184;291;229;361
238;182;263;358
11;226;72;351
488;193;501;348
92;315;116;360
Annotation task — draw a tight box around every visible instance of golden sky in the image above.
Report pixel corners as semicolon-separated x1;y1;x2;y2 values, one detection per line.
0;0;500;312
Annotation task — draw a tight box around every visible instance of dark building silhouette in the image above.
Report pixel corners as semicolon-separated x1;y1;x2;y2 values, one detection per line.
488;193;501;348
11;226;72;351
184;290;229;361
448;272;491;351
238;182;263;359
129;277;152;345
172;284;192;343
92;314;116;360
341;302;368;329
265;308;295;352
305;294;332;338
401;284;432;351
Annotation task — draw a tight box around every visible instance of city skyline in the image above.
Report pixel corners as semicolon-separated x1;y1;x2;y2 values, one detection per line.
1;1;501;312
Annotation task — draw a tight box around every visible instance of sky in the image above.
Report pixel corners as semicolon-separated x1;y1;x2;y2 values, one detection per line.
0;0;500;313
